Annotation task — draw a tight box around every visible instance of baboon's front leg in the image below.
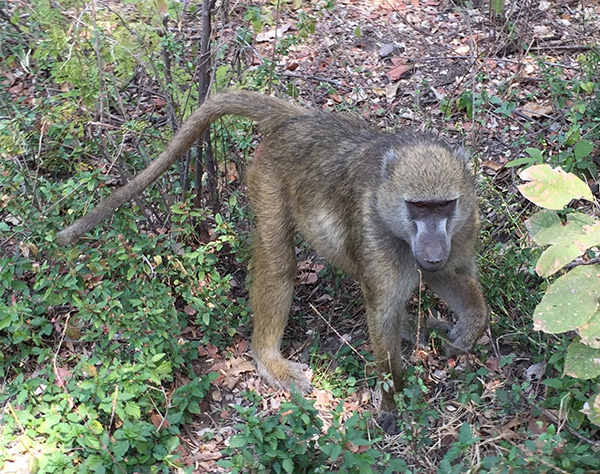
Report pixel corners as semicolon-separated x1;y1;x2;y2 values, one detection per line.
362;271;417;432
426;272;488;355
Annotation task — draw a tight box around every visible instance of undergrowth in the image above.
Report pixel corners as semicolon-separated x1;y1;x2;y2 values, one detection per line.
1;0;600;473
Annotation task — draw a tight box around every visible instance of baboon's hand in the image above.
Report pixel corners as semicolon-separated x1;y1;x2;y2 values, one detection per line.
445;317;485;357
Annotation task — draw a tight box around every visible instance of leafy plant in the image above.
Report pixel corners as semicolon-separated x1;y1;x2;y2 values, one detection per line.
517;163;600;424
219;389;408;474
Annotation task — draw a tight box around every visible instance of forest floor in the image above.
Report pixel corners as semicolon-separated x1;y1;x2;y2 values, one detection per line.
173;1;600;472
2;0;600;473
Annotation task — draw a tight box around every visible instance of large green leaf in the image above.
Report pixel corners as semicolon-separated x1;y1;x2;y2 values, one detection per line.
525;211;600;277
581;391;600;426
518;164;593;210
533;265;600;335
564;339;600;379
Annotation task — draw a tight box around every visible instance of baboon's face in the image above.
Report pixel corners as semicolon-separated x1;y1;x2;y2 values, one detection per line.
376;145;471;272
404;200;457;271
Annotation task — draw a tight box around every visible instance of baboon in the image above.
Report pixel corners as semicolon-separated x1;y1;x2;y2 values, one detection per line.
56;91;488;431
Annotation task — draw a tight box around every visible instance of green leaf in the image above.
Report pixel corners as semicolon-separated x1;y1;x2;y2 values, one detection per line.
564;340;600;379
126;265;136;281
322;443;342;462
533;265;600;335
525;210;562;246
524;147;543;162
125;401;141;419
574;139;594;160
504;156;537;168
526;211;600;276
458;422;473;444
384;459;409;473
542;378;565;389
229;435;247;448
282;458;294;473
518;164;593;210
581;392;600;426
0;312;15;331
85;455;106;474
112;439;130;458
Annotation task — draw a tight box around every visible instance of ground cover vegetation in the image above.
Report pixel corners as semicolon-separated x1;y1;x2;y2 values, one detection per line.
1;0;600;472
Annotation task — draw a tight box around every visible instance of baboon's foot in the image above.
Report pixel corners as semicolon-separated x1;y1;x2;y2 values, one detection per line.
255;356;313;394
377;411;400;435
401;327;428;348
425;318;454;335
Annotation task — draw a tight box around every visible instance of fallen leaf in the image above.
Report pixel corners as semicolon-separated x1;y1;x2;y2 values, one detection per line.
387;63;412;81
54;366;72;387
198;344;220;358
314;389;333;407
485;357;500;372
297;260;326;284
228;357;255;376
234;339;250;356
151;412;170;430
256;24;291;42
481;160;503;171
521;102;553;118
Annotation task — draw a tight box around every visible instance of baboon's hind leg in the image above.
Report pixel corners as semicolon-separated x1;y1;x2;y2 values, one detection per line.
249;175;313;393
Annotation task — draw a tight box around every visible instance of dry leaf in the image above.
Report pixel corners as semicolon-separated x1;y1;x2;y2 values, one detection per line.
155;0;168;17
387;63;412;81
256;24;291;42
481;160;503;171
151;412;171;430
54;366;72;387
485;357;500;372
228;358;255;376
521;102;553;118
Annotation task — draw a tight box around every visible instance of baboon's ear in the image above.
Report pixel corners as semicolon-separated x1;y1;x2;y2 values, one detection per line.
455;145;471;164
382;148;398;179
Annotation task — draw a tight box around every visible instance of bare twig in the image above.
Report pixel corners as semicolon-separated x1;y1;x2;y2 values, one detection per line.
281;72;343;86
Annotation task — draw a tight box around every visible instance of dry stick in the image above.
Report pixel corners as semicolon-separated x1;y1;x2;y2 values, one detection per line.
383;0;432;37
195;0;218;212
0;6;25;35
534;404;600;448
161;15;180;185
528;45;592;53
310;303;390;388
281;72;343;86
53;313;128;473
267;0;282;94
416;268;422;350
90;0;105;123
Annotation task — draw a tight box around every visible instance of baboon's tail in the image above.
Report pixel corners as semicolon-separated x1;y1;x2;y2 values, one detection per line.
55;91;304;246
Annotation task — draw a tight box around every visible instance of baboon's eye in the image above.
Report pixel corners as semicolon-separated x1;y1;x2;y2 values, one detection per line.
438;201;450;208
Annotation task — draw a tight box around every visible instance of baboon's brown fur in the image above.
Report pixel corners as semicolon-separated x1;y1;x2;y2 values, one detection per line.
56;91;488;430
